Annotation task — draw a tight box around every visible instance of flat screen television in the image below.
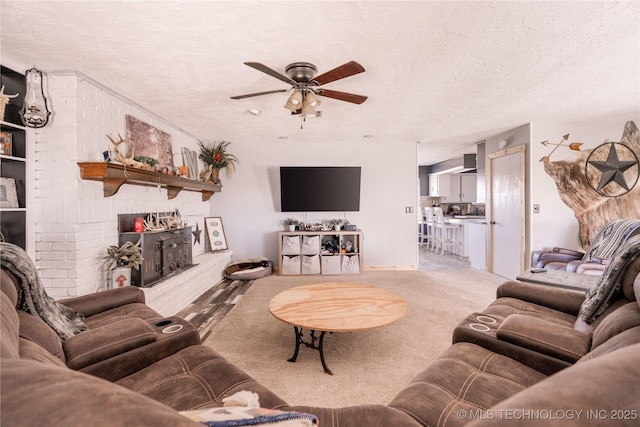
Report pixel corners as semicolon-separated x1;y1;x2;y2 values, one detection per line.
280;166;361;212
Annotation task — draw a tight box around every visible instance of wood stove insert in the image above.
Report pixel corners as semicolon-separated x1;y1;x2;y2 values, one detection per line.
118;213;194;287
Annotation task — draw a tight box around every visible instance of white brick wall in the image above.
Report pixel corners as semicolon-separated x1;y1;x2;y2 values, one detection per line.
33;71;216;304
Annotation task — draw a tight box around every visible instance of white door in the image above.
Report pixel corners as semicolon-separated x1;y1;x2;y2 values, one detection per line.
487;146;525;279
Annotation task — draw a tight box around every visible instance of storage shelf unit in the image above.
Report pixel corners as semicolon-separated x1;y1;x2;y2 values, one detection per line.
278;230;363;275
1;65;29;251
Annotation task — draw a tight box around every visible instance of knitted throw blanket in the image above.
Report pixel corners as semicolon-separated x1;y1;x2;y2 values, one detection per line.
578;235;640;324
0;242;87;340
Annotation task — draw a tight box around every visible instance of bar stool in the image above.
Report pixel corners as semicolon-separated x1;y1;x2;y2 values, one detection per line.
435;207;461;255
417;208;426;246
424;207;436;250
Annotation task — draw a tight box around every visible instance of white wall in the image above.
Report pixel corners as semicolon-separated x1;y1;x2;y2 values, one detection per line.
33;71;211;298
530;120;637;253
209;139;419;269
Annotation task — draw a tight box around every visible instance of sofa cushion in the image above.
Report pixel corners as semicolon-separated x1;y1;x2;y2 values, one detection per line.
60;285;146;317
18;338;67;367
63;318;156;370
496;314;591;363
18;311;66;363
483;297;579;327
389;342;547;427
1;292;20;359
82;303;164;329
116;345;289;412
591;302;640;349
0;359;200;427
466;343;640;427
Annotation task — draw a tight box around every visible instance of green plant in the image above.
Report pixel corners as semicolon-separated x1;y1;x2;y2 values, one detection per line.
198;140;239;177
102;240;143;270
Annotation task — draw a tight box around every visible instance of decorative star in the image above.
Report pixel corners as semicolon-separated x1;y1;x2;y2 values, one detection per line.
192;222;202;245
587;142;638;192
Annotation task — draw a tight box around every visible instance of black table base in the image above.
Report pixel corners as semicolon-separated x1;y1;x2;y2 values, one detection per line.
287;326;333;375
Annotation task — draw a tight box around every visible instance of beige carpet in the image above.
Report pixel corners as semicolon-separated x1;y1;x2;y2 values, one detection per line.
203;269;505;408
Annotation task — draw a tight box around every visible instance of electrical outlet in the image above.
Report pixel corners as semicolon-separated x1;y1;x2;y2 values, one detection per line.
406;206;414;213
533;204;540;213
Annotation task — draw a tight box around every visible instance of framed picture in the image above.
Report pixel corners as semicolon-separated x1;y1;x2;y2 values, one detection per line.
0;177;19;208
205;217;228;251
0;132;12;156
125;114;174;169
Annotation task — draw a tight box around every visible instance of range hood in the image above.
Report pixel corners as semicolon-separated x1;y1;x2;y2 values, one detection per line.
429;154;477;175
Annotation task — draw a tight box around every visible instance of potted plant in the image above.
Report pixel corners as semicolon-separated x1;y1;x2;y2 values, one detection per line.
198;140;239;184
283;218;300;231
102;240;143;288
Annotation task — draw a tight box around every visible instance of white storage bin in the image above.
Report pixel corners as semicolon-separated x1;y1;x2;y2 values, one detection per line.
281;255;301;275
321;255;341;275
301;235;320;255
282;235;301;255
341;254;360;274
301;255;321;274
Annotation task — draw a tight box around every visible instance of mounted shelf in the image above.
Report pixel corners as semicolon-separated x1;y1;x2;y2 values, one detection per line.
77;162;221;201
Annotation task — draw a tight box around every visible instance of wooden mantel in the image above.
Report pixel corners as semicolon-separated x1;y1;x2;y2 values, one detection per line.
77;162;221;201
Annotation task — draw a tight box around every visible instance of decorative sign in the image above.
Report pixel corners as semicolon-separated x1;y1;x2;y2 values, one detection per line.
0;132;12;155
205;217;228;251
0;177;19;208
125;114;174;169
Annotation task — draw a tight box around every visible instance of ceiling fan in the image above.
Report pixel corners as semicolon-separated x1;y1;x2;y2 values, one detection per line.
230;61;368;115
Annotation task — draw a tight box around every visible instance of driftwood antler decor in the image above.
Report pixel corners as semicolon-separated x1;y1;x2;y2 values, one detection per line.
543;121;640;248
106;134;152;171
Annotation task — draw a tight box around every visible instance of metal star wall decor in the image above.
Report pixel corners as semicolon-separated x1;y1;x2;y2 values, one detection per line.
192;222;202;245
585;141;639;196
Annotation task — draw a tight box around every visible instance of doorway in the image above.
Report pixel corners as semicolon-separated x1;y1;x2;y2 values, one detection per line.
487;145;526;279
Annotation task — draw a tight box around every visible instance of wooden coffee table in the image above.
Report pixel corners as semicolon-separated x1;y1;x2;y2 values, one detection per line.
269;282;407;375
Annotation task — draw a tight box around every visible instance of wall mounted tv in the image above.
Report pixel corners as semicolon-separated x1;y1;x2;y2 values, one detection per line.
280;166;361;212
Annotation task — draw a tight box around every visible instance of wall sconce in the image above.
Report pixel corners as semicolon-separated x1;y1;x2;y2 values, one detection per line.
21;67;51;128
284;90;303;113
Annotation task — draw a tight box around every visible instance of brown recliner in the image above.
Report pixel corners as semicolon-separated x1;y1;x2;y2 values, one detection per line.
452;242;640;375
531;219;640;274
1;268;200;381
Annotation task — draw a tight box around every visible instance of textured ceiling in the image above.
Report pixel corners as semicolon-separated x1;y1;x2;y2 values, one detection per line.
1;1;638;165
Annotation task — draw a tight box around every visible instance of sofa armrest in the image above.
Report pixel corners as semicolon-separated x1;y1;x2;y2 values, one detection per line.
60;286;146;317
496;281;585;315
496;314;591;363
63;318;156;370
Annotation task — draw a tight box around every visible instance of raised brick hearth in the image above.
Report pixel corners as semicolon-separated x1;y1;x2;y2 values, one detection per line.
142;251;232;317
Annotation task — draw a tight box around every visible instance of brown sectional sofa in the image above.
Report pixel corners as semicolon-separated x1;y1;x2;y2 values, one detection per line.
2;250;640;426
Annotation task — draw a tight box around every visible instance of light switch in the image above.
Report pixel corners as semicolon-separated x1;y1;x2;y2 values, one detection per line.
406;206;414;213
533;204;540;213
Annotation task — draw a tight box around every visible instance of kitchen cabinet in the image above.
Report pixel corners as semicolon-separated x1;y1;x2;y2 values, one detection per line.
428;173;450;197
442;174;477;202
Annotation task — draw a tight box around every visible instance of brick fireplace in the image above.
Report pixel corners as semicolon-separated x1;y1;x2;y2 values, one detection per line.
30;70;230;316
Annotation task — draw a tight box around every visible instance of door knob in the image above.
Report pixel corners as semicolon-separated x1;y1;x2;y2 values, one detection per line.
490;221;496;225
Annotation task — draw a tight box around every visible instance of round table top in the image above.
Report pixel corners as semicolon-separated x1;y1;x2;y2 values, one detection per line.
269;282;407;332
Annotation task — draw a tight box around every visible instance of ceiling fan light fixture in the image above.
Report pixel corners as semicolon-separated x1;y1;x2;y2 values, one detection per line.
284;90;303;112
302;91;320;115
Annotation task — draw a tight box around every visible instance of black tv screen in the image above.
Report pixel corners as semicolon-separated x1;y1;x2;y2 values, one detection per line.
280;167;361;212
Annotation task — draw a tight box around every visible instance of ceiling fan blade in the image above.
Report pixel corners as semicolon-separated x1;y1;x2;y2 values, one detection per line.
244;62;295;85
312;61;366;86
230;89;288;100
317;89;368;104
